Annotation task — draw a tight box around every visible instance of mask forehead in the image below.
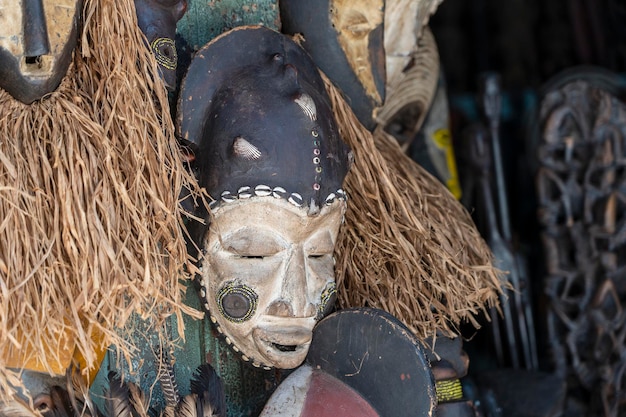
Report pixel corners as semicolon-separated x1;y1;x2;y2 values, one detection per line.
199;198;345;370
0;0;80;103
209;198;345;245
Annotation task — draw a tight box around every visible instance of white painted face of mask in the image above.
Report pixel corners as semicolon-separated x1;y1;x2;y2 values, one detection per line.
331;0;384;104
199;198;346;369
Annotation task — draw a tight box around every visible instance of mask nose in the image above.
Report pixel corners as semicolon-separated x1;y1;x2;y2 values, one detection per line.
265;300;294;317
23;0;51;58
266;247;316;318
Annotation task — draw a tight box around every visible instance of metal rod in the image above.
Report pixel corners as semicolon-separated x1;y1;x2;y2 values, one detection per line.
480;73;512;240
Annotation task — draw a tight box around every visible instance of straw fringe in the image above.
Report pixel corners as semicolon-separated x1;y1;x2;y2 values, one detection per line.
0;0;201;399
325;73;503;339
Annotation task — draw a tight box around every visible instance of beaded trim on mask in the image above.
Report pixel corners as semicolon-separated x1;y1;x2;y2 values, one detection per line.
150;37;177;70
208;185;347;210
216;282;258;323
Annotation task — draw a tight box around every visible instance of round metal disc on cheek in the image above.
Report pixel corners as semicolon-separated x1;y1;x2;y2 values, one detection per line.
222;292;251;319
217;283;258;322
305;307;437;417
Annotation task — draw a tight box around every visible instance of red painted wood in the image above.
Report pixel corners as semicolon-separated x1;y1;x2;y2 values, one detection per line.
301;370;379;417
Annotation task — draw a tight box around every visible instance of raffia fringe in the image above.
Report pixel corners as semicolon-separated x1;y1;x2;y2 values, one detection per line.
325;73;503;340
0;0;202;400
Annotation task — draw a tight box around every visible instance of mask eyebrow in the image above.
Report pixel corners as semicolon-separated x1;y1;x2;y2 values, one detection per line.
303;229;335;256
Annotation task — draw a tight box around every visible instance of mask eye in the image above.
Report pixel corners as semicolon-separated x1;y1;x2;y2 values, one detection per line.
222;230;285;258
217;283;258;322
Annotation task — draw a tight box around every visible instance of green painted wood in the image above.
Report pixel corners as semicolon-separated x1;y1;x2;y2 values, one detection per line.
171;283;278;417
90;282;278;417
177;0;281;50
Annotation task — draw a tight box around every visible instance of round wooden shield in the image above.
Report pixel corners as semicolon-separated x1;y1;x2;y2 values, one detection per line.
306;308;436;417
261;307;436;416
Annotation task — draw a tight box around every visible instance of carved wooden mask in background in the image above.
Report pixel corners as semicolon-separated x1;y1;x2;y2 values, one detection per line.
133;0;187;90
0;0;81;103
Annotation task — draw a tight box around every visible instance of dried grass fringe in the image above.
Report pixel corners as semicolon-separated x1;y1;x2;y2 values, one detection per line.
325;73;504;339
0;0;201;399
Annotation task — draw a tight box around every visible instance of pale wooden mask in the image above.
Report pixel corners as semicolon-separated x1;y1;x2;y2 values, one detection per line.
198;198;346;370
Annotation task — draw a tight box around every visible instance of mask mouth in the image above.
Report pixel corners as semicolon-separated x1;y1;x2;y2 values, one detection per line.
256;325;313;348
272;343;298;352
253;324;313;369
264;339;307;357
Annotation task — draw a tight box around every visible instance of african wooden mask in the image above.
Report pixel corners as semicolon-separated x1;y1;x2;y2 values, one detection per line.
178;26;351;370
280;0;386;130
134;0;187;90
0;0;81;104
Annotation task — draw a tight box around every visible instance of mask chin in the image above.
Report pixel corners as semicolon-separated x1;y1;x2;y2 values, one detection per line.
201;307;315;370
205;285;322;368
252;325;313;370
0;0;81;104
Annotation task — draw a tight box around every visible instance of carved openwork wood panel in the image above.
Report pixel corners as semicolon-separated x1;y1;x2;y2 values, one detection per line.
537;76;626;417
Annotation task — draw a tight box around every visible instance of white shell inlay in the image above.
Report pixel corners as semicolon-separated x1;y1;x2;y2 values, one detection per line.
288;193;304;207
238;186;253;199
233;137;262;160
295;94;317;121
272;186;287;199
255;185;272;196
210;186;346;210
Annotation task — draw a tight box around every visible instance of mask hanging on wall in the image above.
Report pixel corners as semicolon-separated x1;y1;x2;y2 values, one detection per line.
280;0;386;131
0;0;81;104
134;0;187;90
0;0;198;402
178;26;352;370
281;0;445;148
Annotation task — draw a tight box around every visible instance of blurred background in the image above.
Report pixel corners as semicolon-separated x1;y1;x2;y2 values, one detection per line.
424;1;626;416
